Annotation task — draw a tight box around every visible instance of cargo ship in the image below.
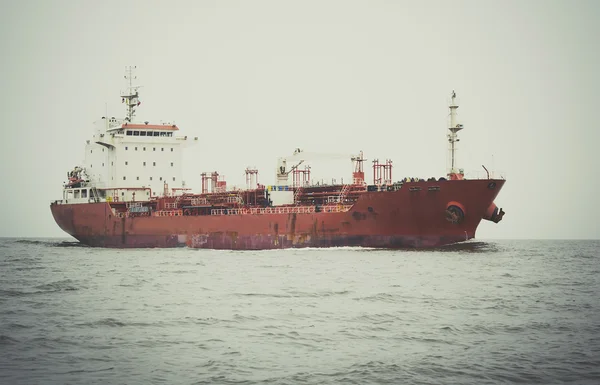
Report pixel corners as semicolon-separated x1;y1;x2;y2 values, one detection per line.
50;67;505;249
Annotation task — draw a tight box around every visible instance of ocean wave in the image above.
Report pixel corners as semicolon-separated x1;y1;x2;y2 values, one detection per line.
266;361;412;384
86;318;126;327
235;292;294;298
461;324;497;335
286;290;352;298
75;318;159;328
59;367;115;375
0;283;79;296
434;240;502;253
13;239;53;245
352;293;400;303
11;239;87;248
5;323;33;330
34;279;81;292
185;317;227;326
0;289;29;297
439;325;462;334
117;278;150;287
55;241;88;247
184;315;277;326
0;335;20;345
14;265;46;271
234;290;352;299
351;313;397;324
233;314;262;322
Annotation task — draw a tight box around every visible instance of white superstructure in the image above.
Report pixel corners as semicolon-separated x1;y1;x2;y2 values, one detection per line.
60;66;197;204
86;121;191;196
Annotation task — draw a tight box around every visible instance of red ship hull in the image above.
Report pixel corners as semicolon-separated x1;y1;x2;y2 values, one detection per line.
50;179;505;249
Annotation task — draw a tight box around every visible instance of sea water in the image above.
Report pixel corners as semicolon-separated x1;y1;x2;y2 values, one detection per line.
1;239;599;384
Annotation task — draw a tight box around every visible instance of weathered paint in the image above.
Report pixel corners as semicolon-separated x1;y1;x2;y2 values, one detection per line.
51;179;505;249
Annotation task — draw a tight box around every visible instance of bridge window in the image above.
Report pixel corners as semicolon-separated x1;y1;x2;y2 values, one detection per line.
147;131;152;136
140;131;146;136
126;131;132;136
74;190;80;198
82;189;87;198
133;131;139;136
153;132;159;136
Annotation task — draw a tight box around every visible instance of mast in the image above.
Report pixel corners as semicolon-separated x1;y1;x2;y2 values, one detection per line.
121;66;141;121
447;90;464;176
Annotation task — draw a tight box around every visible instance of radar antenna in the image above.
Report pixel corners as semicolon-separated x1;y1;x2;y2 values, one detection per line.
121;66;142;121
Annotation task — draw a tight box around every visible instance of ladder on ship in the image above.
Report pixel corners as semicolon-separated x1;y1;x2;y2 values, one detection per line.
174;193;186;208
337;184;351;204
294;187;304;204
90;187;101;203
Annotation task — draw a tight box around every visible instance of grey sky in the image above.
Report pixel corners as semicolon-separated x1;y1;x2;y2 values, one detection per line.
1;0;598;239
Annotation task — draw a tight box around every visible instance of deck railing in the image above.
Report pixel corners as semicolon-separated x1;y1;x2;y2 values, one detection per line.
210;205;353;216
464;170;507;180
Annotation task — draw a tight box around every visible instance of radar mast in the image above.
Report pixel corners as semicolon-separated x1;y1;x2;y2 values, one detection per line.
447;90;464;178
121;66;141;121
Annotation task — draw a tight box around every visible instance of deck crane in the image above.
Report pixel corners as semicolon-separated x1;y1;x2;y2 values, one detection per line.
275;148;364;186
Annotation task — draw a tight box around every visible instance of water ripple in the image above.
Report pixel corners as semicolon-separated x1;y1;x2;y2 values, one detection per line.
0;238;598;385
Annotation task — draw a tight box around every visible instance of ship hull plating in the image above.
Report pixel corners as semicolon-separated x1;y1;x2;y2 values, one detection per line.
51;179;504;249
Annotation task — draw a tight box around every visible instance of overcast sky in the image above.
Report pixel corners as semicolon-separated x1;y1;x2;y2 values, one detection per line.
1;0;598;239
